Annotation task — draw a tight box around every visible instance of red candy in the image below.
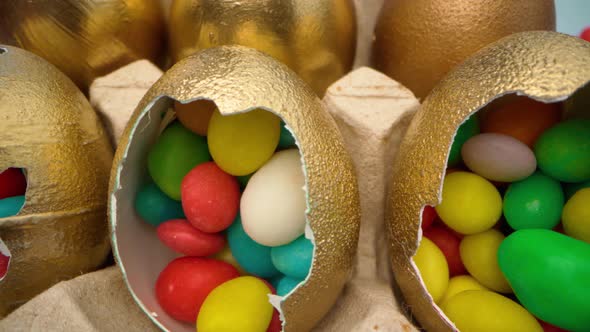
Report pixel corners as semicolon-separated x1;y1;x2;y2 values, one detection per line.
155;257;239;322
0;251;9;279
421;205;437;230
181;162;240;233
267;310;282;332
157;219;226;256
540;320;569;332
581;27;590;42
424;224;466;276
0;168;26;199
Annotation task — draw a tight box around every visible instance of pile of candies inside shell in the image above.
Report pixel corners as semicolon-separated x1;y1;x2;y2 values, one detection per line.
134;101;311;332
416;96;590;332
0;168;27;279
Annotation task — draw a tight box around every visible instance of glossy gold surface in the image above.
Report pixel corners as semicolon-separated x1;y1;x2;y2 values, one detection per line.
168;0;356;97
0;0;165;89
109;46;360;332
0;46;114;317
373;0;555;99
386;32;590;332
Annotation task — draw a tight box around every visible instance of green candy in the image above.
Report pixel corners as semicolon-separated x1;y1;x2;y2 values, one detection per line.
135;183;185;226
503;171;564;230
278;121;296;149
448;114;479;167
147;122;210;200
535;119;590;183
564;180;590;200
498;229;590;332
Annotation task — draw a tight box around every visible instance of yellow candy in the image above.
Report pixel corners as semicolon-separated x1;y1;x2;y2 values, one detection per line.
562;188;590;244
211;245;247;275
197;276;274;332
208;109;280;176
460;229;512;293
436;171;502;234
442;290;543;332
440;275;488;306
174;100;216;136
414;237;449;303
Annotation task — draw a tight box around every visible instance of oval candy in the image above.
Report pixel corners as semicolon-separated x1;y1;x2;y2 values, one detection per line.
414;237;449;303
562;188;590;243
440;275;488;306
156;219;226;256
271;235;314;279
135;183;185;226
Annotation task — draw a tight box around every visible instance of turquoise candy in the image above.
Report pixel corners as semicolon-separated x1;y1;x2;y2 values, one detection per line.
498;229;590;332
268;275;284;291
278;121;296;149
535;119;590;183
135;183;185;226
276;275;303;296
227;216;280;278
147;122;210;200
270;235;313;279
503;171;564;230
564;180;590;200
448;114;480;167
0;195;25;218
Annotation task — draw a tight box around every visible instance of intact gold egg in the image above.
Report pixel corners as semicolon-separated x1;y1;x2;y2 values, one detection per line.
386;31;590;332
373;0;556;99
168;0;356;97
0;46;113;317
0;0;165;90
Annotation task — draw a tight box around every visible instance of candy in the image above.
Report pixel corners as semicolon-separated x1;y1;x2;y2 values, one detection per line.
207;109;280;176
0;168;27;199
211;245;246;275
424;224;465;276
271;236;313;279
540;321;569;332
0;250;9;280
564;179;590;200
534;119;590;183
148;122;210;200
440;275;488;306
436;172;502;234
0;195;25;218
441;290;543;332
562;188;590;243
481;97;561;147
267;310;282;332
448;114;480;167
155;257;239;322
581;27;590;42
135;183;185;226
461;133;536;182
181;162;240;233
197;276;274;332
174;100;216;136
275;275;303;296
414;237;449;303
241;149;307;246
498;229;590;332
503;171;564;230
421;205;437;231
460;229;511;293
278;121;296;149
156;219;226;256
227;216;280;278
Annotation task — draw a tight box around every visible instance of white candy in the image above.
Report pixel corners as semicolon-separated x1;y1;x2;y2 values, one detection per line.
240;149;306;247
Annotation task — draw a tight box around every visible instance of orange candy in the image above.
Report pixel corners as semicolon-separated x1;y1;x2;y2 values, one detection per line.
174;100;216;136
481;97;561;147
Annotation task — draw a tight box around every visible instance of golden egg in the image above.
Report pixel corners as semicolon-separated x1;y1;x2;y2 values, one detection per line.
0;46;113;317
386;31;590;332
109;46;360;332
168;0;356;97
0;0;165;90
373;0;556;99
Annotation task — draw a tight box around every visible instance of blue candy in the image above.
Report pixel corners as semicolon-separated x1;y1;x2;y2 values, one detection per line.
270;235;313;279
134;183;185;226
276;275;303;296
227;216;280;278
0;195;25;218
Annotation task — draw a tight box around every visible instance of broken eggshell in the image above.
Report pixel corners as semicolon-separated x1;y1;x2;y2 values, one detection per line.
386;31;590;332
109;45;360;332
0;46;113;317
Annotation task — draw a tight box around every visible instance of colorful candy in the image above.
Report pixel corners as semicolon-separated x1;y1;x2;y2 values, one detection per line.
440;275;488;306
414;237;449;303
211;245;246;275
275;275;303;296
135;183;185;226
278;121;297;149
174;100;216;136
181;162;240;233
270;235;313;279
447;115;480;167
148;122;210;200
0;168;27;199
503;171;564;230
421;205;437;231
0;196;25;218
241;149;307;246
580;26;590;42
436;171;502;235
207;109;280;176
0;249;9;280
461;133;536;182
562;188;590;243
498;229;590;332
155;257;239;322
156;219;226;256
424;224;465;276
197;276;274;332
534;119;590;183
